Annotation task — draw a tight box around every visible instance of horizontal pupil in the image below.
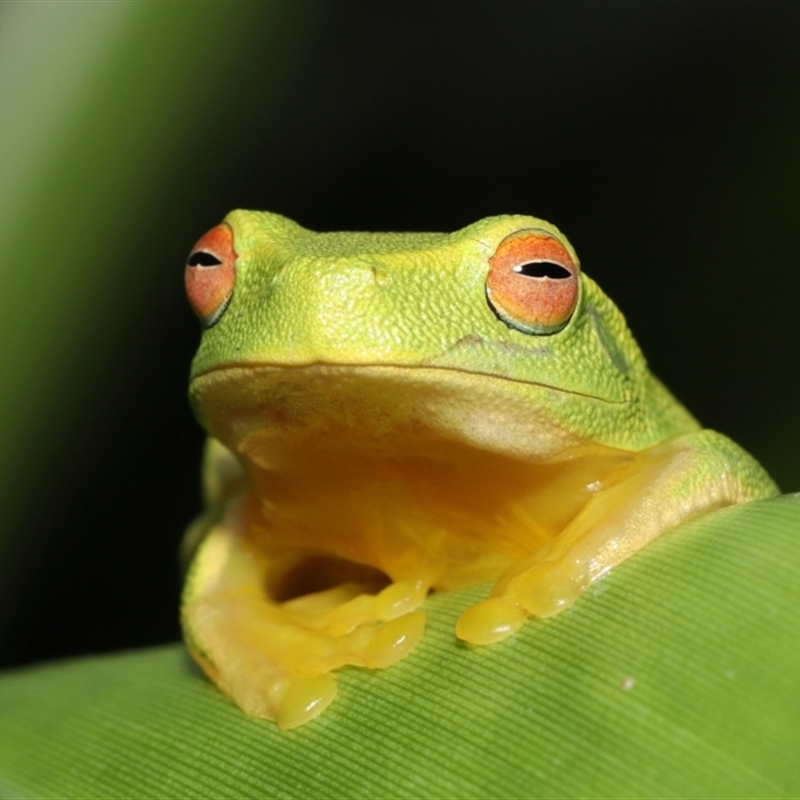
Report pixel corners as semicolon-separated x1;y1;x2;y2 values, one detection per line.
188;251;223;267
513;260;570;279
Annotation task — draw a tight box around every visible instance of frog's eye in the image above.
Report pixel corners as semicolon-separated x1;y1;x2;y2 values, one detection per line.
486;229;579;335
185;223;237;328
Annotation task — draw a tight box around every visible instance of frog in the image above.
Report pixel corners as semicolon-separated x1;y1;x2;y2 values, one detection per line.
180;211;777;730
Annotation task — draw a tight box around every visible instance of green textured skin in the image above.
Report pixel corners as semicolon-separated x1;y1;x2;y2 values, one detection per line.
189;212;700;452
180;212;777;727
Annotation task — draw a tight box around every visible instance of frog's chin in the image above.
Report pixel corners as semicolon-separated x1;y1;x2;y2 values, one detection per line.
190;362;608;463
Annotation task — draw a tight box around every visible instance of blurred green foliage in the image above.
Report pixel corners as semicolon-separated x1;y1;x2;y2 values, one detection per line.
0;0;315;658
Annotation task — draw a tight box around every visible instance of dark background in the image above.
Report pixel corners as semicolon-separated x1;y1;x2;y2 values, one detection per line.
2;0;799;669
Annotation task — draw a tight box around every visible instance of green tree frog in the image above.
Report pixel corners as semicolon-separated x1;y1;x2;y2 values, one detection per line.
181;212;777;730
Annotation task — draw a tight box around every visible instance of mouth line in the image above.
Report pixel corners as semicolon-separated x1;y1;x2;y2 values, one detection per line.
192;360;625;404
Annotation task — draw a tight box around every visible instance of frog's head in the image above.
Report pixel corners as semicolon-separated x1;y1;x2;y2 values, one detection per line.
185;212;656;457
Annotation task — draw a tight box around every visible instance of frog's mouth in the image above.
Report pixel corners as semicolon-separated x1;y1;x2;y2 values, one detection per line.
191;363;634;596
191;361;620;461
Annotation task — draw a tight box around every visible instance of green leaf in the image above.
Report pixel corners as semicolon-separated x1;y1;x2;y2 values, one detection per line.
1;495;800;799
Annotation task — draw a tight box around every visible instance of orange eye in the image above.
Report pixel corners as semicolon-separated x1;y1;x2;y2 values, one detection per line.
185;223;237;328
486;229;579;334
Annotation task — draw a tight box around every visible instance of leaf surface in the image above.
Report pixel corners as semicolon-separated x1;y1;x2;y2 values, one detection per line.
1;496;800;799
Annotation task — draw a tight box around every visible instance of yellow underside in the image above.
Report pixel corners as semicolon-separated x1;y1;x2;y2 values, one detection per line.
184;428;653;729
245;431;636;594
182;365;760;729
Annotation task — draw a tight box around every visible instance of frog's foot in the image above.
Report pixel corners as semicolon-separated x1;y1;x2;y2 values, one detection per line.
455;429;782;647
182;514;427;728
187;592;426;728
455;556;587;645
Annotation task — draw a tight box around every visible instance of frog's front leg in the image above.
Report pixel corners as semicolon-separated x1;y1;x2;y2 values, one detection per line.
456;430;778;644
182;490;426;729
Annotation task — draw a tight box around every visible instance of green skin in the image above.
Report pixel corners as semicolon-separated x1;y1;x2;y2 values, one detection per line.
182;212;778;728
191;212;691;447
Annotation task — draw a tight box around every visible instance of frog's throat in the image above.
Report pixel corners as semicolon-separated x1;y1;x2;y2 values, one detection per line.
190;361;638;596
235;437;635;596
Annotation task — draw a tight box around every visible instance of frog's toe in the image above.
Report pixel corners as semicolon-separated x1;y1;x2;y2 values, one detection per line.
275;674;338;730
455;557;591;645
455;597;527;645
503;557;589;618
362;610;426;668
375;579;428;621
